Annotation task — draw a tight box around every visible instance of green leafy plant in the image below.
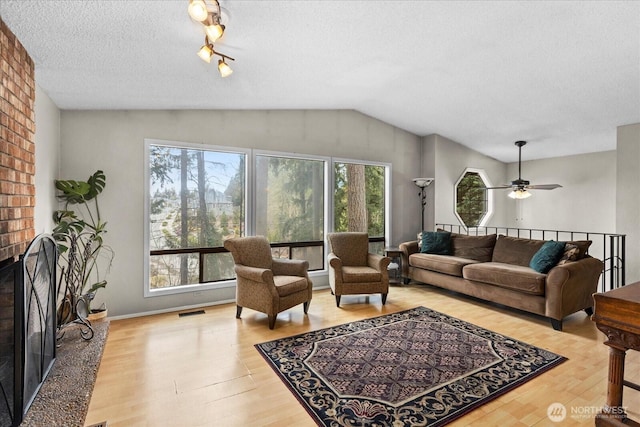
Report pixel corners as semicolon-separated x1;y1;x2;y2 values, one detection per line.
53;170;114;319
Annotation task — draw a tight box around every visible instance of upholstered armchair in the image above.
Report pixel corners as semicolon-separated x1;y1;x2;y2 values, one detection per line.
327;232;391;307
224;236;313;329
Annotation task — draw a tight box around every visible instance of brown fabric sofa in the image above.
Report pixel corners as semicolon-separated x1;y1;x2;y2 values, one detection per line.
399;233;603;330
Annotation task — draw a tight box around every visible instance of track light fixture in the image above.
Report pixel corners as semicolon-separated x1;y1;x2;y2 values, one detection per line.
188;0;235;77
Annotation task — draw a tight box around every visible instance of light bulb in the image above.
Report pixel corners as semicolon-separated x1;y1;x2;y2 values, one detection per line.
197;45;214;63
205;24;225;42
218;59;233;77
188;0;209;22
508;189;532;199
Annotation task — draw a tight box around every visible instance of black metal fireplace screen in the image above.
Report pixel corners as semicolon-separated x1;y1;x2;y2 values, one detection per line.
0;234;57;427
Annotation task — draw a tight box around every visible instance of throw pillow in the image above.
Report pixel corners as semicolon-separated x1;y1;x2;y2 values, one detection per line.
529;240;566;273
421;231;452;255
556;243;580;266
565;240;592;260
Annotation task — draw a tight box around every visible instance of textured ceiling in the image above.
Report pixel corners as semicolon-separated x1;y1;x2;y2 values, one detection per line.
1;1;639;162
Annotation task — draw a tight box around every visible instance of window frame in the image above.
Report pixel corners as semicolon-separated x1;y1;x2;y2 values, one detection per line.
453;167;494;230
144;139;392;298
143;138;251;297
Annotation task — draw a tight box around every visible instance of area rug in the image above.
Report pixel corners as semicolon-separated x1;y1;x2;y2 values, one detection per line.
255;307;566;426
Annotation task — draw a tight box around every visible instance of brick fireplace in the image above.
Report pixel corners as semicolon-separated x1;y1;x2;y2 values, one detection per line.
0;17;36;266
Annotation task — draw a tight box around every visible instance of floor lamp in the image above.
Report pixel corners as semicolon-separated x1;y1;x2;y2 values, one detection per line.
412;177;434;231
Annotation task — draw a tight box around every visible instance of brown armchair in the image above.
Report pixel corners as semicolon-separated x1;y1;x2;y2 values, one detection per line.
224;236;313;329
327;232;391;307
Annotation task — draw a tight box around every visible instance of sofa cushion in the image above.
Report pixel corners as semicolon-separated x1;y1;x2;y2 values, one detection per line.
491;235;546;267
463;262;547;295
421;231;452;255
341;266;382;283
409;253;479;277
530;240;566;273
450;233;497;262
273;275;311;296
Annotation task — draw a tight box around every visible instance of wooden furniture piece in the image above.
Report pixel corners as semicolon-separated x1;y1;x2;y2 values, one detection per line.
592;282;640;426
224;236;313;329
327;232;391;307
384;247;403;284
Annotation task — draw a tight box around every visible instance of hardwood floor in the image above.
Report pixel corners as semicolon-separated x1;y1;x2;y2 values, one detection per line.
84;283;640;426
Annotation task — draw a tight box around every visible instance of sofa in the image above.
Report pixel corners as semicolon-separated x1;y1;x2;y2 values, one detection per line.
399;232;604;330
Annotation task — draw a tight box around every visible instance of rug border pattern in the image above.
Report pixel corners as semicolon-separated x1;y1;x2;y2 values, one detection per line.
255;307;566;426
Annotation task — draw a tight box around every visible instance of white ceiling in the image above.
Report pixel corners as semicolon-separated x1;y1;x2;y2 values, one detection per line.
1;1;639;162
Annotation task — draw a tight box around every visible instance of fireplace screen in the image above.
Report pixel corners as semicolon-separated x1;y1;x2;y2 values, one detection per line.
0;234;57;427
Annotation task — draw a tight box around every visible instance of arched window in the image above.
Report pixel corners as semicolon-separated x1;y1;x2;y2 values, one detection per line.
454;168;492;228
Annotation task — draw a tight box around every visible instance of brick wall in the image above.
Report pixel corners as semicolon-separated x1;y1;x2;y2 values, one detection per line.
0;17;36;264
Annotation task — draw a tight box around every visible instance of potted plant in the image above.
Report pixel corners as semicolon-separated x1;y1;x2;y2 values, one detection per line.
53;170;114;324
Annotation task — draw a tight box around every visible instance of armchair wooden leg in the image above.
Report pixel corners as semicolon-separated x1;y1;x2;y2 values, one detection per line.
335;295;341;307
236;305;243;319
303;301;310;314
268;315;276;330
550;319;563;331
584;306;594;316
381;293;388;305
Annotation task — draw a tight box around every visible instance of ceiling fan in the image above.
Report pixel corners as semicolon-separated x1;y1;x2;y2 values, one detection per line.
487;141;562;199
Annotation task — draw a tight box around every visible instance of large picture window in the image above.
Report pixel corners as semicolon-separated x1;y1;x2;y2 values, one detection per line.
145;139;391;296
147;142;246;292
334;162;386;253
255;154;325;270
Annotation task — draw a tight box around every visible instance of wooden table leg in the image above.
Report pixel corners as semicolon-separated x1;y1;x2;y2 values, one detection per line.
596;345;630;425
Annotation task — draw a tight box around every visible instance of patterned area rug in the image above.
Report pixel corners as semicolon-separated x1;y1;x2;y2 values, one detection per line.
255;307;566;426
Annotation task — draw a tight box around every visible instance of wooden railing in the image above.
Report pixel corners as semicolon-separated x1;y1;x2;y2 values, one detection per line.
436;224;626;292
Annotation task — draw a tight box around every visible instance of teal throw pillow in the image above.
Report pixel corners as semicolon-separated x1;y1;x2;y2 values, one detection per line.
421;231;451;255
529;240;566;273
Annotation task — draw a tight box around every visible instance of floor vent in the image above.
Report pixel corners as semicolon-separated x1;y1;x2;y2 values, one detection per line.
178;309;206;317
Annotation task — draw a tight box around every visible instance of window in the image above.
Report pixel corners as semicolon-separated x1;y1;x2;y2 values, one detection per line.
255;154;326;270
455;168;492;228
146;141;247;293
145;139;391;296
334;162;386;254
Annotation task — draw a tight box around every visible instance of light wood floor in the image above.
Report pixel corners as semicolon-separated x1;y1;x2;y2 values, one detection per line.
84;283;640;427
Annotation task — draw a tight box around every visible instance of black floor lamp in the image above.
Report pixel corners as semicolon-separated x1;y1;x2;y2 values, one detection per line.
412;177;434;231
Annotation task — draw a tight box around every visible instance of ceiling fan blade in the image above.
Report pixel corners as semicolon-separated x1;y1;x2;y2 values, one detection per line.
485;185;512;190
525;184;563;190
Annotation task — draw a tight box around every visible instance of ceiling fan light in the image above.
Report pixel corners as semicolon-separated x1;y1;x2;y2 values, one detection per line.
188;0;209;22
197;44;214;63
508;189;532;199
205;23;225;42
218;58;233;77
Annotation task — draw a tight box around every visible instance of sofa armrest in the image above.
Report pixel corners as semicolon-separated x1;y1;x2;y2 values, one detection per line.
399;240;419;278
368;253;391;275
545;256;604;320
234;264;275;285
272;258;309;277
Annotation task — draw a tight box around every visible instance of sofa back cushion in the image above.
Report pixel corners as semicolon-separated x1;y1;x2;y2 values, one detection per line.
492;235;546;267
450;233;497;262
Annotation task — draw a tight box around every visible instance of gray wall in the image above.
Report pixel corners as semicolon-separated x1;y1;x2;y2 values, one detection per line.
49;107;634;317
34;85;60;235
423;134;509;230
59;110;422;316
505;151;617;233
617;123;640;284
